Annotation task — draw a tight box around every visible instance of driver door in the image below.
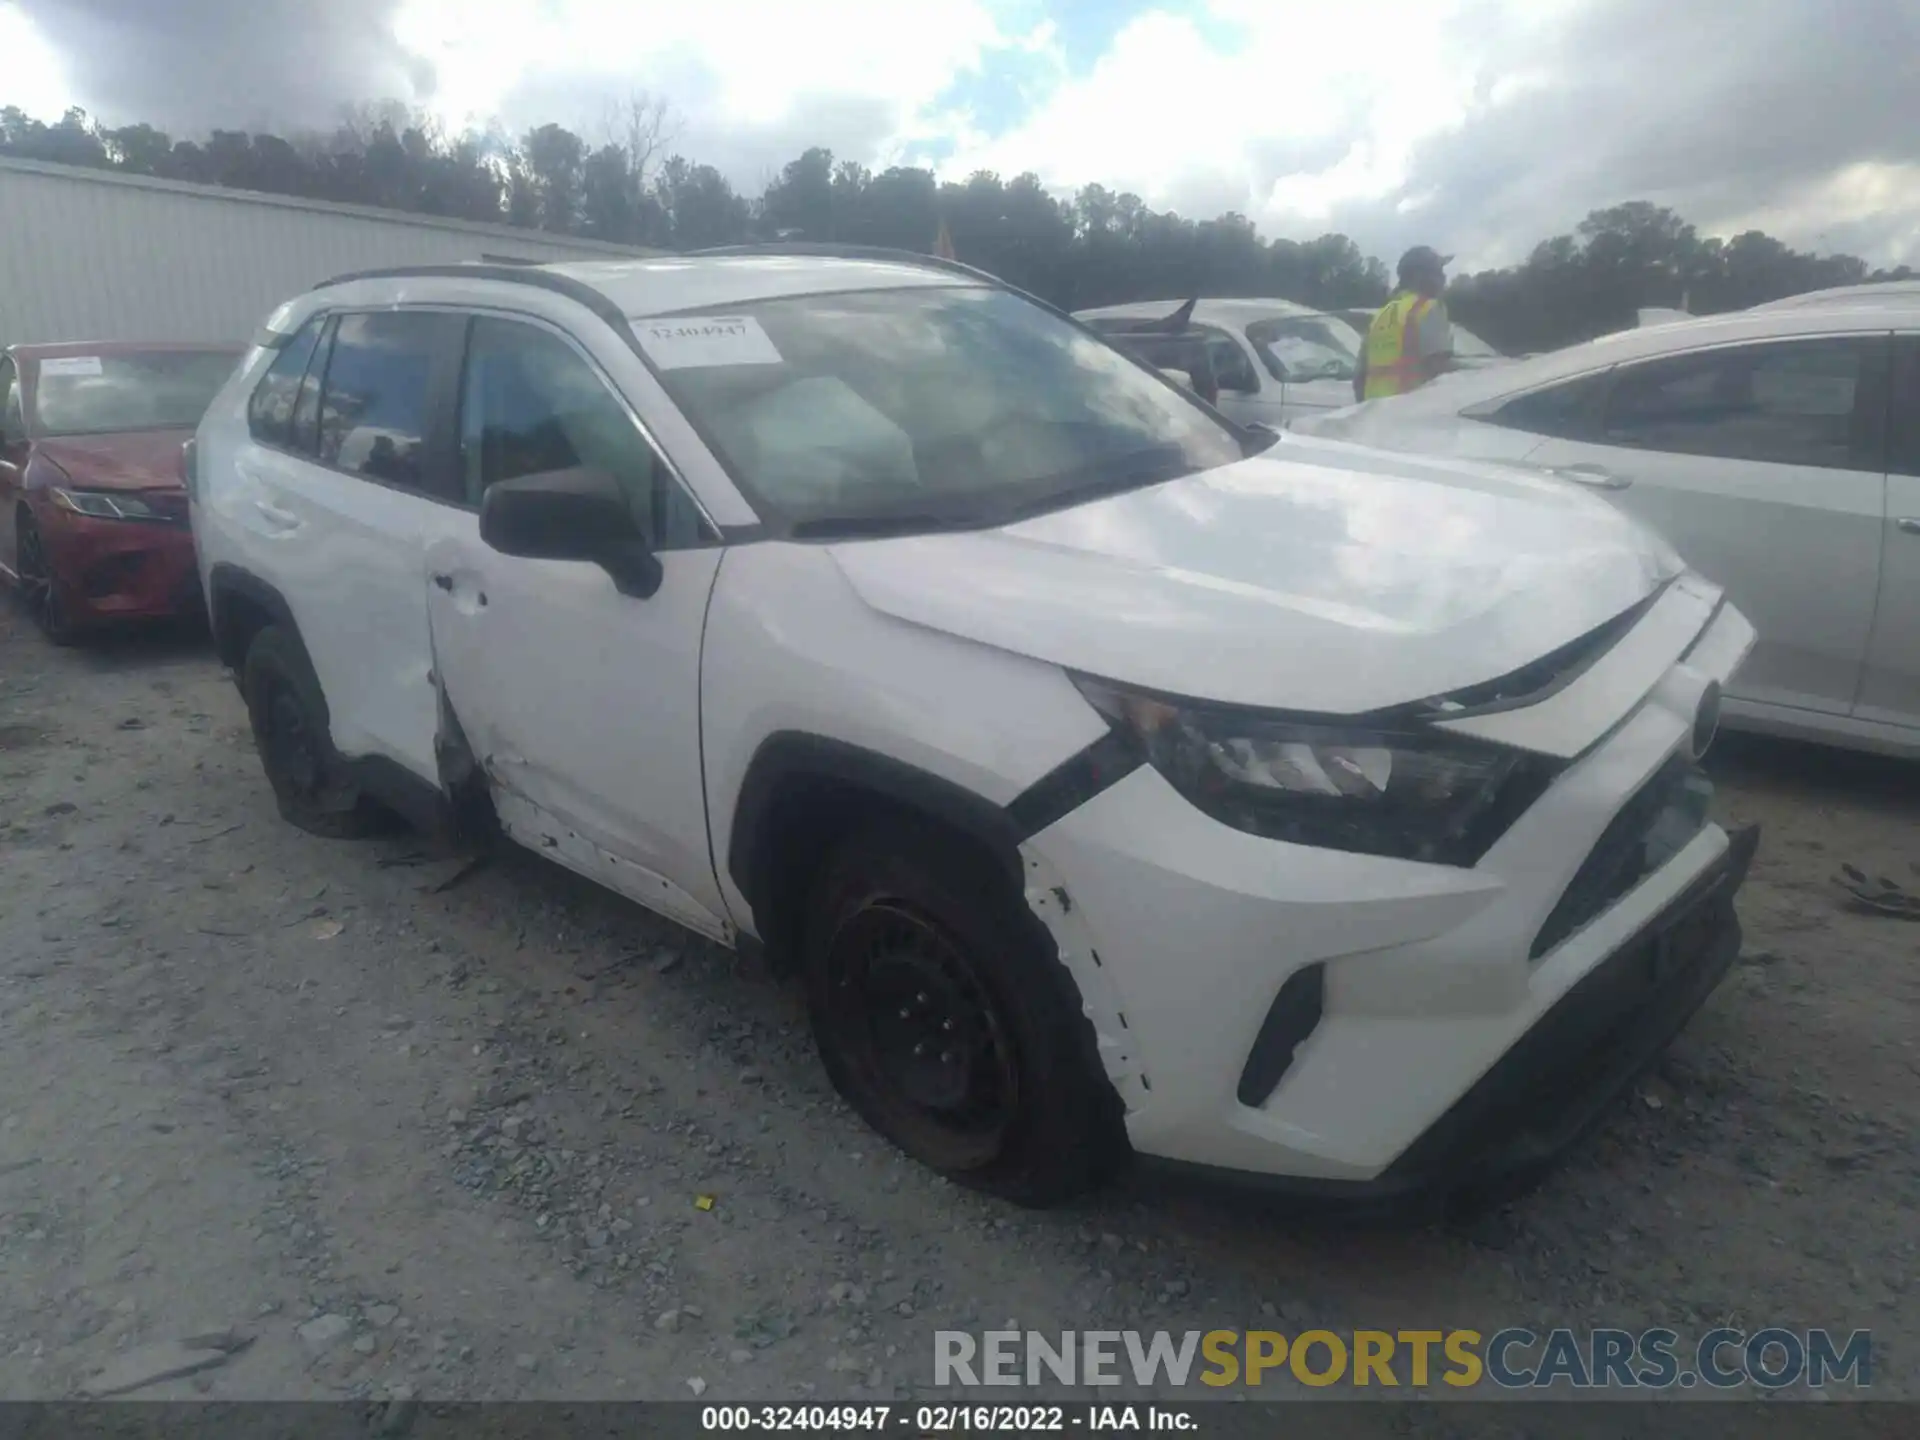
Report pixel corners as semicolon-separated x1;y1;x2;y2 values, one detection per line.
423;313;730;938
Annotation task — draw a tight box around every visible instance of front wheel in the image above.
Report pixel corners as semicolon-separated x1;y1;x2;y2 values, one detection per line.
803;819;1127;1206
14;510;76;645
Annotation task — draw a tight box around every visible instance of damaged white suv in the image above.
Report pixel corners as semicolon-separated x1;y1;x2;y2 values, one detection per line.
189;246;1759;1210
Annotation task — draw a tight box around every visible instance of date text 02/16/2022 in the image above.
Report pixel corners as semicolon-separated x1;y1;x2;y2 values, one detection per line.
699;1405;1198;1432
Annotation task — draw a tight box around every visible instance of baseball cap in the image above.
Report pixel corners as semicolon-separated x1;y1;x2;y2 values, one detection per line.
1398;245;1453;276
1397;242;1451;272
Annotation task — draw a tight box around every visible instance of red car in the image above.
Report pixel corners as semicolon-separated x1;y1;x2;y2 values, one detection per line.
0;341;242;642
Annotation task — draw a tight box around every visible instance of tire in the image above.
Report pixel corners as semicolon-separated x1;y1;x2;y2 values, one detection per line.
14;510;77;646
802;817;1127;1206
241;624;388;839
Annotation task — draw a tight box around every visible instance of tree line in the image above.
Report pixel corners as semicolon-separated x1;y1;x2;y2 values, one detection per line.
4;102;1911;355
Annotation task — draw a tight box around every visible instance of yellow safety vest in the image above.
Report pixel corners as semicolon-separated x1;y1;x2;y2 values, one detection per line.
1362;291;1436;400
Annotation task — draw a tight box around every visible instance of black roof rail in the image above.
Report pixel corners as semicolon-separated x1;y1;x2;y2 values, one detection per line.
310;262;635;331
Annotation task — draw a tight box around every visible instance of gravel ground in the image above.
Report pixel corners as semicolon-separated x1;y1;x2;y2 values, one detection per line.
0;600;1914;1413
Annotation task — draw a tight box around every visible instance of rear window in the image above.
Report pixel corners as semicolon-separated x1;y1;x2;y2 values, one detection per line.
34;351;239;436
639;286;1245;531
247;317;327;449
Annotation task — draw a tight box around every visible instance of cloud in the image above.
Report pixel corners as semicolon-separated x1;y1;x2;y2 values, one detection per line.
16;0;429;134
940;0;1920;266
11;0;1919;267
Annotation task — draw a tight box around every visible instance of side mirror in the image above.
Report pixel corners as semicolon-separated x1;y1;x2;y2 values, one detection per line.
479;466;663;600
1239;421;1280;456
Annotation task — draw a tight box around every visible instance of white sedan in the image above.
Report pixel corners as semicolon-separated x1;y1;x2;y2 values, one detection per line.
1292;299;1920;758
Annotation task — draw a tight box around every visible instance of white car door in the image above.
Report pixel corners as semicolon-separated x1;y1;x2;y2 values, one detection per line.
1854;333;1920;730
1520;333;1888;719
260;308;466;780
422;313;730;939
1195;329;1286;429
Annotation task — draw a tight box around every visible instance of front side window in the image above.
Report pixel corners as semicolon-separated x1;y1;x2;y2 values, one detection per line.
315;312;438;490
1195;328;1261;393
1599;337;1882;471
639;285;1246;532
459;317;708;547
248;316;326;449
34;350;239;437
1246;317;1359;384
1480;369;1614;439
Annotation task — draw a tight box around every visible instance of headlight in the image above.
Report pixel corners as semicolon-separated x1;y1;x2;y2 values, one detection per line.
1074;675;1559;867
52;488;163;521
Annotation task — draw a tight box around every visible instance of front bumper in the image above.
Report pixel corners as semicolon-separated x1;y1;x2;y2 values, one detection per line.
1148;823;1756;1212
1020;602;1759;1204
38;502;200;626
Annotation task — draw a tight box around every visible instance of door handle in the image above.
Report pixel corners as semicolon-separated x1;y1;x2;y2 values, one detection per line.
254;500;300;529
1896;518;1920;536
1543;464;1631;491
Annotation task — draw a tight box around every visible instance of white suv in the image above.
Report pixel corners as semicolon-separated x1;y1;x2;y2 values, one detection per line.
190;247;1760;1210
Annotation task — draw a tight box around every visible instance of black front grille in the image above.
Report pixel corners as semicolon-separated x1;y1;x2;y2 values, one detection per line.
1530;755;1713;960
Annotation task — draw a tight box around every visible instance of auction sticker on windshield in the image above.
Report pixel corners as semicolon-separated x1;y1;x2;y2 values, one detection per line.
40;356;104;377
636;316;783;369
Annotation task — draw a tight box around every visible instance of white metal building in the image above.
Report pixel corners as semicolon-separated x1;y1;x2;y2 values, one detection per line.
0;156;660;347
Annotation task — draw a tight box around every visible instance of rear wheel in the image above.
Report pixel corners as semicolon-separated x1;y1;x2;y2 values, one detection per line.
242;624;389;839
803;818;1127;1206
14;510;76;645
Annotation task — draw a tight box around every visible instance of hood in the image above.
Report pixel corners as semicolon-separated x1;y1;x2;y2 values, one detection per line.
34;431;191;492
828;438;1685;715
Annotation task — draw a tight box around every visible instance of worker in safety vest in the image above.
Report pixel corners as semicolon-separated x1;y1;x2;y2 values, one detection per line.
1353;246;1454;402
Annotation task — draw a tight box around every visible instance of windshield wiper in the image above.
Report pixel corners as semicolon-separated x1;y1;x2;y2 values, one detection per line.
789;512;984;540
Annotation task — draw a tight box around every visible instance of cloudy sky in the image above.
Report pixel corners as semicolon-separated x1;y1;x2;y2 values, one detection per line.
6;0;1917;270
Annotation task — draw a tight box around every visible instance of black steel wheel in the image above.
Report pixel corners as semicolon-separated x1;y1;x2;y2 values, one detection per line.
242;624;389;839
803;818;1127;1205
822;900;1023;1169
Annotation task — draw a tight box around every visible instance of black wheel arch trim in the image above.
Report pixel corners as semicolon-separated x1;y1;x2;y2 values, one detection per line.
207;563;300;672
210;561;479;845
727;727;1144;951
728;734;1027;920
1005;726;1143;839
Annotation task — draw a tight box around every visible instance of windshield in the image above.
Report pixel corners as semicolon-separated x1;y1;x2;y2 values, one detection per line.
638;286;1246;532
1245;316;1360;383
32;351;239;437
